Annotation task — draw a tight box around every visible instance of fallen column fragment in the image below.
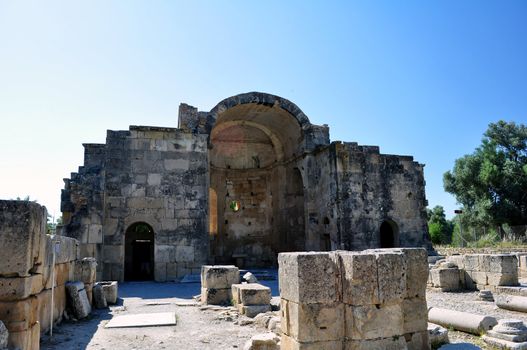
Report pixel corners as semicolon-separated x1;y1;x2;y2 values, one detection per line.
428;307;497;335
497;295;527;313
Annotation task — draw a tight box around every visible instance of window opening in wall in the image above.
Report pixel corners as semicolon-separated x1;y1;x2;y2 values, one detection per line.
229;200;240;212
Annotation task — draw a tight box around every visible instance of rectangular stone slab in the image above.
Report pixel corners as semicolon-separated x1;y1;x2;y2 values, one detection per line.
232;283;271;306
105;312;177;328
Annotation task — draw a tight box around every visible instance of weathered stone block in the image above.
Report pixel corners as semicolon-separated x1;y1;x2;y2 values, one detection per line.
281;299;344;342
74;257;97;285
175;245;194;262
0;321;7;349
278;252;340;304
346;303;403;340
93;284;107;308
238;304;271;318
344;336;408;350
404;331;430;350
102;245;122;264
166;262;178;280
280;334;343;350
0;296;38;332
201;287;231;305
339;252;378;306
87;224;103;244
446;255;464;269
155;245;175;263
164;158;189;171
487;272;518;286
0;201;45;277
430;268;461;291
0;274;43;301
402;297;428;334
155;262;167;282
466;270;487;285
232;283;271;306
99;281;118;304
8;320;40;350
201;265;239;289
243;333;280;350
85;282;94;304
372;250;406;304
54;262;73;286
400;248;428;299
488;254;518;274
147;173;162;186
36;287;66;333
65;281;91;319
463;254;482;271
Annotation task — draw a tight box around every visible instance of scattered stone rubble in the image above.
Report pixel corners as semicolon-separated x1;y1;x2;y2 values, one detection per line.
232;283;272;318
478;290;494;302
98;281;118;304
279;248;429;349
428;323;449;348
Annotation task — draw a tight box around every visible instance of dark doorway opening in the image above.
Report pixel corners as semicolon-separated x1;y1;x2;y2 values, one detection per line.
380;220;398;248
125;222;154;281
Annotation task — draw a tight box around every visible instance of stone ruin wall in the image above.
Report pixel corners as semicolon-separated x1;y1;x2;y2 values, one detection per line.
0;200;96;350
278;248;430;350
332;142;429;251
429;254;519;292
62;126;210;282
61;92;431;281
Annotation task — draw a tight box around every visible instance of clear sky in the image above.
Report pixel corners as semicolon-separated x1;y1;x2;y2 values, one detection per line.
1;1;526;220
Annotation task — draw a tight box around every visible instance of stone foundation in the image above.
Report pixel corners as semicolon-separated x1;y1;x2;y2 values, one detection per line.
278;248;430;350
428;254;519;291
0;200;96;350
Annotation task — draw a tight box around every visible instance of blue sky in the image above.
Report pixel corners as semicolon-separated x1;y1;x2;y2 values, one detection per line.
1;1;526;219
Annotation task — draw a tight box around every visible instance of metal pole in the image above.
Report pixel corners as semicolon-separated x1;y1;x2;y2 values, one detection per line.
459;219;463;248
50;238;57;338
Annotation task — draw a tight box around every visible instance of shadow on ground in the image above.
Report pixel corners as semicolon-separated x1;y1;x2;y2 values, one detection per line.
40;309;112;350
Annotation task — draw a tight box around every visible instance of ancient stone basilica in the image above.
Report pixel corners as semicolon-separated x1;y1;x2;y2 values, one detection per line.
61;92;431;281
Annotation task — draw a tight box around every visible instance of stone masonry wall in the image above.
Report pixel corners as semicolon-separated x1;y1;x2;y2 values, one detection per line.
278;248;430;350
0;201;94;350
435;254;519;291
334;142;431;251
62;125;209;282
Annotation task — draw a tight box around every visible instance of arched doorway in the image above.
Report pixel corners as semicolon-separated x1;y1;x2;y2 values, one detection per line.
124;222;154;281
380;220;399;248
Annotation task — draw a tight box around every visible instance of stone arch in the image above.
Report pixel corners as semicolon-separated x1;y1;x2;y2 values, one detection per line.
124;222;155;281
209;92;312;130
379;219;399;248
208;93;310;267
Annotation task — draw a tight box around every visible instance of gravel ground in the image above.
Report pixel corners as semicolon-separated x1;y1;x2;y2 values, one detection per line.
427;288;527;349
40;282;268;350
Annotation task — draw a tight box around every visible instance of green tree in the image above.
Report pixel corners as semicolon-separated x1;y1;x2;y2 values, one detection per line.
427;205;453;245
444;121;527;234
